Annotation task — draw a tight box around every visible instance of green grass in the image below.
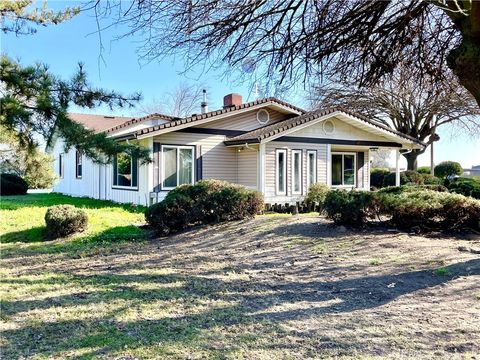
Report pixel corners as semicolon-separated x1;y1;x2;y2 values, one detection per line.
0;193;147;256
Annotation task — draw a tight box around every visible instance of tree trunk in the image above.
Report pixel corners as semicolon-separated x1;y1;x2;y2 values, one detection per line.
403;151;419;171
446;3;480;107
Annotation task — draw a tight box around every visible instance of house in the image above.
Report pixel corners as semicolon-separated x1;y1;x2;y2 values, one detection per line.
463;165;480;177
52;93;425;206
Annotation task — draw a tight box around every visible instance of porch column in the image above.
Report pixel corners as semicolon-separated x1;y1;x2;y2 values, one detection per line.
395;149;401;186
258;143;266;193
146;137;154;198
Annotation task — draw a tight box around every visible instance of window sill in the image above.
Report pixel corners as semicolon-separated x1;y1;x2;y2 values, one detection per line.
112;186;138;191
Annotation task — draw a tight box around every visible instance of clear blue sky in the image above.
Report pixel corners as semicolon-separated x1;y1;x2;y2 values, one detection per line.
1;1;479;168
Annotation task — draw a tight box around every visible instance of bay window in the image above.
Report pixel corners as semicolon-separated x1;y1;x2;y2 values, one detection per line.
113;153;138;188
306;150;317;190
331;153;356;187
162;145;194;189
292;150;302;194
276;149;287;195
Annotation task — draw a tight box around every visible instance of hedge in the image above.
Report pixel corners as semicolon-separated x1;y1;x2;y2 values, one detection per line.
145;180;264;234
447;177;480;199
0;173;28;195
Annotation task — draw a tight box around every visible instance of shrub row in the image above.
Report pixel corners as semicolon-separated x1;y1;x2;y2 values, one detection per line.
370;169;443;189
0;173;28;195
324;187;480;231
145;180;264;234
447;177;480;199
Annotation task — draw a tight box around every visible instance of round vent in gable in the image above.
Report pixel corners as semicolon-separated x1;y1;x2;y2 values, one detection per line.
323;120;335;135
257;109;270;125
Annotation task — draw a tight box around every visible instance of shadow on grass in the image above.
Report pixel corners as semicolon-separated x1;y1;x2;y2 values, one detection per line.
0;193;145;213
2;257;479;359
0;226;46;243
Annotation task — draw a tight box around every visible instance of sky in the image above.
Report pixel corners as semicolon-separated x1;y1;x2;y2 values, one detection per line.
1;1;479;169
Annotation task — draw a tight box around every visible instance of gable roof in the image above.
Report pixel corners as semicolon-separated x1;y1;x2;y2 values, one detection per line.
69;113;132;133
121;97;305;140
105;113;178;134
223;108;426;147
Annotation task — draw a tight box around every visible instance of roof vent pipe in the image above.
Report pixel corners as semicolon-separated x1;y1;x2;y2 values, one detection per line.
201;89;208;114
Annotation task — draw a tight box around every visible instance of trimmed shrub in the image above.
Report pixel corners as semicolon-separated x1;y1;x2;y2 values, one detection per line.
378;185;448;195
324;190;376;226
383;170;424;187
305;183;330;208
420;174;443;185
0;173;28;195
447;177;480;199
145;180;264;234
378;190;480;231
417;166;431;174
370;168;390;189
434;161;463;179
44;205;88;239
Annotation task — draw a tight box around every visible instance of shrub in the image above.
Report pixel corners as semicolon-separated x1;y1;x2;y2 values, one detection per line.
44;205;88;239
447;177;480;199
378;185;448;195
324;190;376;226
420;174;443;185
434;161;463;179
0;173;28;195
378;190;480;231
145;180;264;234
417;166;431;174
305;183;330;208
383;170;424;187
370;168;390;189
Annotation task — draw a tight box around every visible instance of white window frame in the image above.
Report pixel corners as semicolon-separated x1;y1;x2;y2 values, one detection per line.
331;152;356;188
306;150;317;191
291;149;302;195
161;145;195;190
275;149;287;195
113;153;138;190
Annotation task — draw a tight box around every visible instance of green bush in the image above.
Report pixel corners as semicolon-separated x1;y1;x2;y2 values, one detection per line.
378;190;480;231
447;177;480;199
383;170;424;187
305;183;330;208
324;190;376;226
434;161;463;178
417;166;431;174
145;180;264;234
44;205;88;239
0;173;28;195
420;174;443;185
378;185;448;195
370;168;390;189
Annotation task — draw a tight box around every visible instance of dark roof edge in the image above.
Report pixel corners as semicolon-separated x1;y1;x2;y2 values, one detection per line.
105;113;179;134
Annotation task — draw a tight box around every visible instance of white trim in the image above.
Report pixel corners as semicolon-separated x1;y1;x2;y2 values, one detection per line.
291;149;302;195
395;149;401;186
327;144;332;186
306;150;317;191
275;149;287;195
331;152;357;188
367;149;371;190
161;145;195;190
258;143;266;193
146;138;154;193
112;186;139;190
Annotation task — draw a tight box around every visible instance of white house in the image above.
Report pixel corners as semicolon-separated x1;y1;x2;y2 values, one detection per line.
52;94;425;206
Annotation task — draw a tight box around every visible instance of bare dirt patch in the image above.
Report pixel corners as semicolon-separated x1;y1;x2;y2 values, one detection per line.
1;215;479;359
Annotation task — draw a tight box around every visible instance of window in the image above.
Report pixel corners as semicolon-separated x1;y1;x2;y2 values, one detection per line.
75;150;82;178
306;150;317;190
292;150;302;194
331;153;356;187
59;154;64;179
161;145;194;189
276;149;287;195
113;153;138;188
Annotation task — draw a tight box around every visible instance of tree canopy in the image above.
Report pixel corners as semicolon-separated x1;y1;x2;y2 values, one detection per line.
0;56;150;163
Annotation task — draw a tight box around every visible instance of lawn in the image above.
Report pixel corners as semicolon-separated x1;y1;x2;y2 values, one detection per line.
1;194;479;359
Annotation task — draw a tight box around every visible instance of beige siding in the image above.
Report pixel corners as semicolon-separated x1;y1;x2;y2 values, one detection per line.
237;148;258;188
194;108;290;131
364;151;370;189
264;141;327;204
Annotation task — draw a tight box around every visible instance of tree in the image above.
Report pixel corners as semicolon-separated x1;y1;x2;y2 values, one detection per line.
434;161;464;178
92;1;480;107
0;0;79;35
0;126;56;189
0;56;150;163
138;83;206;117
311;68;480;170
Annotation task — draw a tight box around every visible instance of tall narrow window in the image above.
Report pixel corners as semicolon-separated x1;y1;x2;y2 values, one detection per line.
331;153;356;187
59;154;64;179
306;150;317;190
161;145;194;190
292;150;302;194
75;150;82;178
276;149;287;195
113;153;138;188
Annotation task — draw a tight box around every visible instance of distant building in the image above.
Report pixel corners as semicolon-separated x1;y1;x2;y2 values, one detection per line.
463;165;480;177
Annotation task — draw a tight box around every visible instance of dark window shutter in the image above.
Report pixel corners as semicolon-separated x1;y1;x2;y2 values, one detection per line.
195;145;203;181
357;152;364;188
113;155;118;186
132;156;138;187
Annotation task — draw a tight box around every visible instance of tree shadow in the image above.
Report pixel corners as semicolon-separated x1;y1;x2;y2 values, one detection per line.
0;226;45;243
